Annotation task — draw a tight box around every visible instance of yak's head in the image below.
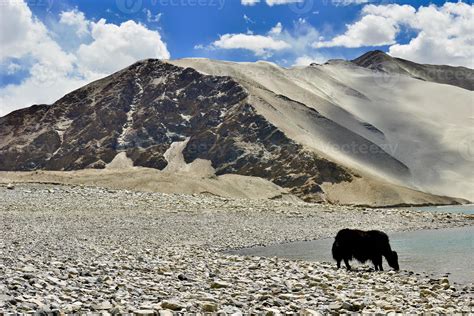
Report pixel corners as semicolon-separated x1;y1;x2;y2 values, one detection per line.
386;251;399;271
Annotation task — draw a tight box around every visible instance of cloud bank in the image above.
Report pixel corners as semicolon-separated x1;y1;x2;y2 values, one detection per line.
314;2;474;68
0;1;170;116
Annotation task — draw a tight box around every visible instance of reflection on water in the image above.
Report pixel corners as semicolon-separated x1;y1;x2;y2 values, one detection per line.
233;226;474;285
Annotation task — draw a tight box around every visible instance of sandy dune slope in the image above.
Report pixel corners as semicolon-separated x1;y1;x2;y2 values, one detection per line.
0;147;297;201
2;142;460;207
171;59;474;202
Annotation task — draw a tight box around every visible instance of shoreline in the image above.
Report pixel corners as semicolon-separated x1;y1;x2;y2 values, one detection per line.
0;184;473;314
1;168;469;208
226;226;474;287
1;181;470;209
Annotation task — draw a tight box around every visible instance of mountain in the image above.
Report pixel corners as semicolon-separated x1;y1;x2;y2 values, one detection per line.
352;50;474;90
1;51;472;205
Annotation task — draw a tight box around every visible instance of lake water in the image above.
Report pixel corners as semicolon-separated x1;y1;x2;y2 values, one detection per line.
233;205;474;285
407;204;474;215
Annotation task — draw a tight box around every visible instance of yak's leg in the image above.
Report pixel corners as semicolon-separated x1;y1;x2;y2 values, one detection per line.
373;256;383;271
336;260;341;269
344;258;351;270
373;261;379;271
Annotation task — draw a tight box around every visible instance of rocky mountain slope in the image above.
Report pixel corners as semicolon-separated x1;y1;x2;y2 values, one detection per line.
0;52;472;205
171;55;473;203
352;50;474;90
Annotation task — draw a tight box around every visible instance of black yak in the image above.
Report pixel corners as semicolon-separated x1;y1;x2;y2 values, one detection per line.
332;228;399;271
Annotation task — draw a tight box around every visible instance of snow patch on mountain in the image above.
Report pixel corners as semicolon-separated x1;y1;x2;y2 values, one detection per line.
117;74;143;149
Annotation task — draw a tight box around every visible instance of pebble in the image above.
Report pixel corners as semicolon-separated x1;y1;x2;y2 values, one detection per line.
160;300;185;311
134;310;155;316
0;183;472;314
201;302;218;312
210;281;230;289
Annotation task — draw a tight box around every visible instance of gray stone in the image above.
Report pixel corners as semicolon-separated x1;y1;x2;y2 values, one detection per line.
134;310;155;316
303;309;322;316
210;281;230;289
329;302;343;310
160;300;185;311
263;307;281;315
201;302;218;312
93;301;113;310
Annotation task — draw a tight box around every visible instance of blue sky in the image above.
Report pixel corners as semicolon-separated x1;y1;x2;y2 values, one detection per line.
27;0;448;62
0;0;472;115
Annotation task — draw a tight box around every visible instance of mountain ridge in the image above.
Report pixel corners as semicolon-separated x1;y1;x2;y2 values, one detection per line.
352;50;474;90
1;52;472;205
0;59;356;202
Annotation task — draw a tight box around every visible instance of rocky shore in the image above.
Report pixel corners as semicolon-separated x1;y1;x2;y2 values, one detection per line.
0;184;472;314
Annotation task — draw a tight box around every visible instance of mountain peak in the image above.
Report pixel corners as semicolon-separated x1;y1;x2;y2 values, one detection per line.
1;54;472;205
351;50;393;68
351;50;474;90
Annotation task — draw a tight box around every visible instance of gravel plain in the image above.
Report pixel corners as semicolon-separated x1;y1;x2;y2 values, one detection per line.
0;183;473;315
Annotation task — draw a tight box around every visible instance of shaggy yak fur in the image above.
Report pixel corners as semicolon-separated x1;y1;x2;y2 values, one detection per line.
332;229;399;271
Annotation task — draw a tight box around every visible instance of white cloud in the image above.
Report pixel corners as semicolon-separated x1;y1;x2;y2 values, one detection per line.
243;14;255;24
389;2;474;68
0;1;170;117
277;19;321;59
145;9;162;23
241;0;260;5
77;19;170;75
269;22;283;35
0;76;94;117
332;0;369;6
314;4;415;48
0;0;36;59
361;3;416;22
314;14;400;48
242;0;366;6
266;0;303;5
6;63;22;75
210;20;321;61
313;2;474;68
293;54;327;66
59;9;90;37
208;19;322;65
0;1;75;73
241;0;303;5
213;33;290;57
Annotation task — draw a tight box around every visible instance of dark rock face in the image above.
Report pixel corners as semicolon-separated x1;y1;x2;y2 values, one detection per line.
352;50;474;91
182;102;352;201
0;59;352;201
0;60;246;171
